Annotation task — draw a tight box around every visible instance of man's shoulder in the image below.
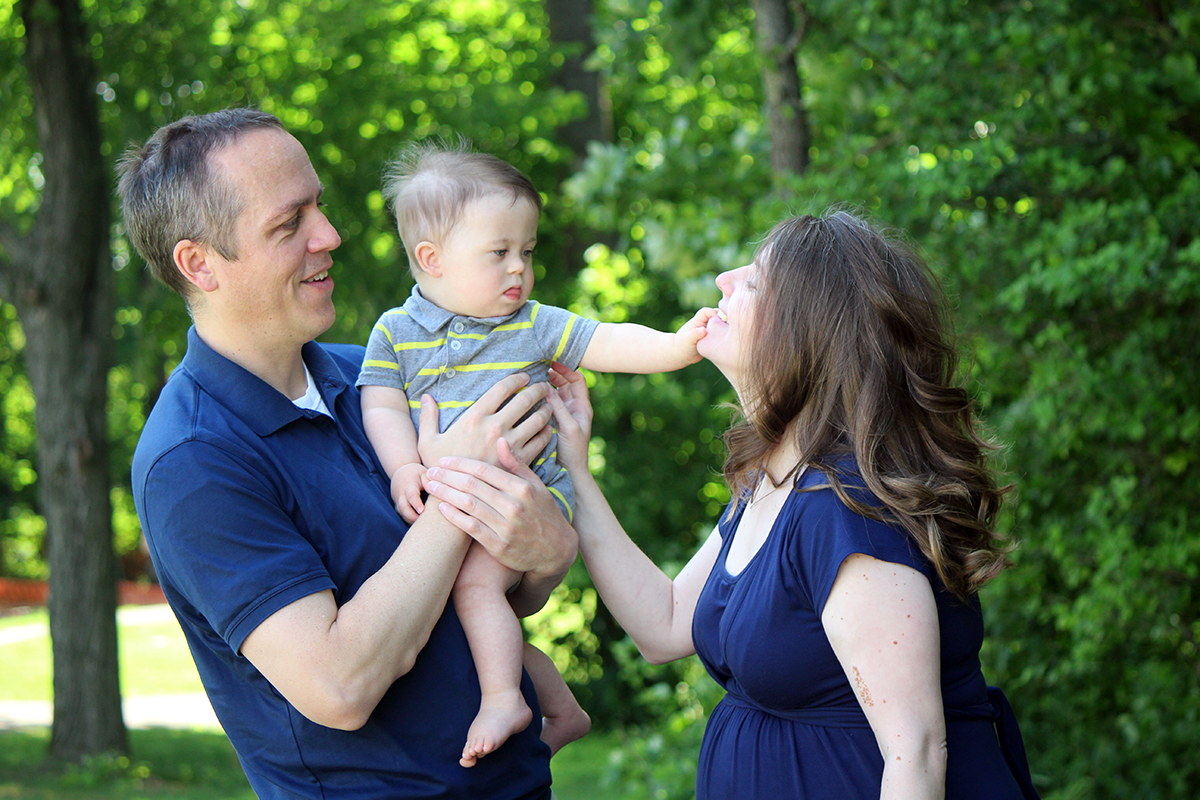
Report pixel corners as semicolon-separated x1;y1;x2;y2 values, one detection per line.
131;366;206;485
132;357;277;479
316;341;367;372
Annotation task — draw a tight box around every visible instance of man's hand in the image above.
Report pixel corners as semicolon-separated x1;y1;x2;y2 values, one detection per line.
424;439;578;616
416;372;553;468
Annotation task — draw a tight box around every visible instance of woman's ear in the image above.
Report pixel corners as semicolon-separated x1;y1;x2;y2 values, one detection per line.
413;241;441;277
173;239;219;293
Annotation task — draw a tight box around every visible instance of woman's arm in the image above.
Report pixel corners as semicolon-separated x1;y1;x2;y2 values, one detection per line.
572;469;721;663
431;362;719;663
822;554;948;800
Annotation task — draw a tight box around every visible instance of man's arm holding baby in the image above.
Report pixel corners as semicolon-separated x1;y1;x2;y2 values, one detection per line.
240;376;570;731
579;307;717;374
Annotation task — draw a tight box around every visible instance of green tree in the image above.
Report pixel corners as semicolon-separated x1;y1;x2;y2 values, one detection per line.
0;0;605;757
795;3;1200;795
570;1;1200;797
0;0;125;761
4;1;1197;794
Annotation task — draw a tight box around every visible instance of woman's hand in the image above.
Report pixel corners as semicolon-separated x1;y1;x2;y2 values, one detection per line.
546;362;593;476
416;372;553;468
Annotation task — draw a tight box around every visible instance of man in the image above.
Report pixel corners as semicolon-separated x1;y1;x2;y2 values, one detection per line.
118;108;577;799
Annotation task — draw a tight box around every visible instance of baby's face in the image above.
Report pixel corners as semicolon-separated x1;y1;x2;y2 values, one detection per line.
419;192;538;319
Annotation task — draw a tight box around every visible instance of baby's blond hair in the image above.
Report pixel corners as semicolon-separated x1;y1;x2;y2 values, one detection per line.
382;138;542;274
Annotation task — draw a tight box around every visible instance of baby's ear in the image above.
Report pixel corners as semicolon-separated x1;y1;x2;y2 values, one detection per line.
413;241;441;277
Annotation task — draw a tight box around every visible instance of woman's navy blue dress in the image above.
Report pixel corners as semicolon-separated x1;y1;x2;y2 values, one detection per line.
691;468;1036;799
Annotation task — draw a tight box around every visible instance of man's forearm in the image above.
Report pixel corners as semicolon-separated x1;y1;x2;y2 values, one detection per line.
241;506;471;729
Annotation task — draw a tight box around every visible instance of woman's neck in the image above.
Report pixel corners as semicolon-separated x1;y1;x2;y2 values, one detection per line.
762;435;803;488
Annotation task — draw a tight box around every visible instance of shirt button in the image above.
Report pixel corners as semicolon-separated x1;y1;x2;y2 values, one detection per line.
451;340;461;351
445;368;457;378
454;322;465;333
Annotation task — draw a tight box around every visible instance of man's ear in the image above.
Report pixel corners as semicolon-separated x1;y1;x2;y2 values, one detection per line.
413;241;441;277
173;239;219;292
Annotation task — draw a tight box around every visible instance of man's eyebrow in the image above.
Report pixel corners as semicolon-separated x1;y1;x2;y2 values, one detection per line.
267;185;325;225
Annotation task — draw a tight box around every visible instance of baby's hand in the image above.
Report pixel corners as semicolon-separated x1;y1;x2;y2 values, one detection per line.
674;307;719;365
390;463;428;523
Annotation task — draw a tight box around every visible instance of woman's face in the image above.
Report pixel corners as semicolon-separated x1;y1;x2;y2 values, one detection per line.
698;258;762;388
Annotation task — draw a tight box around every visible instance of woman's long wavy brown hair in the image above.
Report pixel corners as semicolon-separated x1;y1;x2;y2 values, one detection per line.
723;209;1013;600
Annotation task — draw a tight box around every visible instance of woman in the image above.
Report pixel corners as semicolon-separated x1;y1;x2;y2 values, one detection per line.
425;209;1040;799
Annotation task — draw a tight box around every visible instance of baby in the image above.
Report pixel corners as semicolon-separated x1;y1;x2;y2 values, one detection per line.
358;139;712;767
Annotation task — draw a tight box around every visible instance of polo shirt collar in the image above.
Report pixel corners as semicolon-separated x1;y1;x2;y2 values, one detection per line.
403;285;524;333
180;327;351;436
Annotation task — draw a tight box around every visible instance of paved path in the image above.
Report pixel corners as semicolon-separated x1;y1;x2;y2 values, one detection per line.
0;693;221;730
0;604;222;731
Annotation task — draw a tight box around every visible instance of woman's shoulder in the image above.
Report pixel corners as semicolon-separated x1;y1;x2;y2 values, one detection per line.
795;459;881;511
785;462;927;574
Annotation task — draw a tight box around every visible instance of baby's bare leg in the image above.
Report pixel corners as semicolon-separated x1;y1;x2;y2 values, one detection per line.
454;542;532;768
522;642;591;756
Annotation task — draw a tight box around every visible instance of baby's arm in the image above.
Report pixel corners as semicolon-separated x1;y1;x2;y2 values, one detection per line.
579;307;717;374
361;384;427;523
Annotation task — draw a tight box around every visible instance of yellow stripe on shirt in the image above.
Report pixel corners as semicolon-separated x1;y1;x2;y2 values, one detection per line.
393;338;447;352
552;316;578;362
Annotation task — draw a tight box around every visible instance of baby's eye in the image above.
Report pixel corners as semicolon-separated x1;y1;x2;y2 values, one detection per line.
494;249;508;258
522;248;535;258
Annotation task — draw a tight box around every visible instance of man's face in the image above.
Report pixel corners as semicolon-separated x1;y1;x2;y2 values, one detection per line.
203;128;341;350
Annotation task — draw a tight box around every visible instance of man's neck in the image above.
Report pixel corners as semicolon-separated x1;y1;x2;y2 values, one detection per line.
193;321;310;400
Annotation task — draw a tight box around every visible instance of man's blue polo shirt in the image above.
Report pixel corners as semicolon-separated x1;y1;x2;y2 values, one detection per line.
132;327;551;800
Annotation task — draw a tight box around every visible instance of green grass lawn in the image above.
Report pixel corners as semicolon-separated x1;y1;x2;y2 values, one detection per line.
0;606;645;799
0;726;629;800
0;606;205;701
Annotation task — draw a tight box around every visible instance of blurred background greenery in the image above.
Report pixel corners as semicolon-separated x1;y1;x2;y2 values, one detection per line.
2;0;1198;797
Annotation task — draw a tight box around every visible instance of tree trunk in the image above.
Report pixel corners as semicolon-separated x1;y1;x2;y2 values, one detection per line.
544;0;612;277
546;0;610;161
752;0;810;176
9;0;125;761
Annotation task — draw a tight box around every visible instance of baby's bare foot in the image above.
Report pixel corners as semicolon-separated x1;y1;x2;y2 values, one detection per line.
460;691;533;768
541;704;591;757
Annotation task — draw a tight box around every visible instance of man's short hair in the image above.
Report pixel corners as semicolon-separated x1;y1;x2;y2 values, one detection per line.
116;108;284;298
381;139;542;275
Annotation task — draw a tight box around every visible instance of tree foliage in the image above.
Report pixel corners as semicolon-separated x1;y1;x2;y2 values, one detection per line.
2;0;1198;795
